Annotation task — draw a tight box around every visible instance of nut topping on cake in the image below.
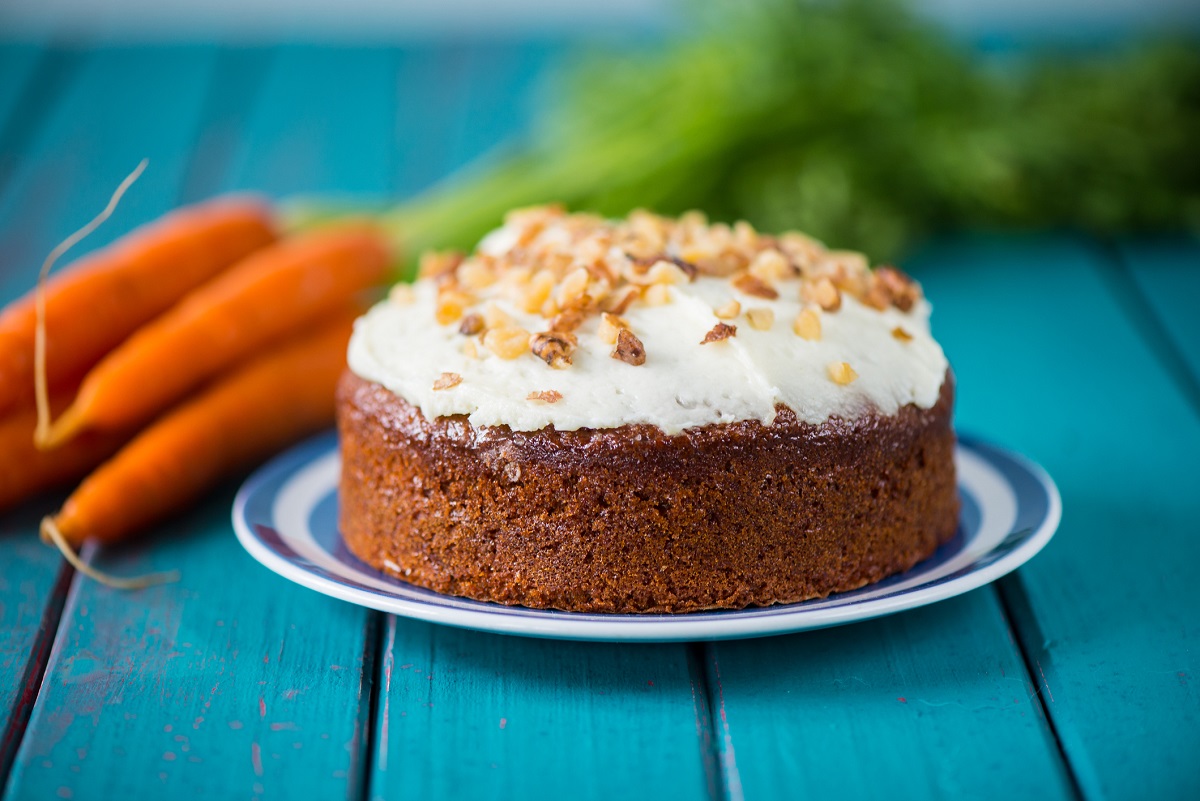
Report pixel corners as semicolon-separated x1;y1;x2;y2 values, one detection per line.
827;362;858;385
432;372;462;390
527;390;563;403
613;328;647;366
701;322;737;344
531;330;577;368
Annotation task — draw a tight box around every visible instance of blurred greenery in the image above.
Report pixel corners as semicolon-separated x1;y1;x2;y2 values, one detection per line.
300;0;1200;263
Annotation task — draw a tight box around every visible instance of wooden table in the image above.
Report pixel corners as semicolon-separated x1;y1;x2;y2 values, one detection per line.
1;43;1196;801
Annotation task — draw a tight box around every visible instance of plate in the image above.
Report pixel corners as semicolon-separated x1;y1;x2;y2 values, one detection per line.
233;431;1059;642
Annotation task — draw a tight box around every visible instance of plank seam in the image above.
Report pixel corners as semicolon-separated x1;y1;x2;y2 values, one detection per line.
685;642;723;801
1091;239;1200;420
694;643;738;801
350;611;384;801
993;577;1087;801
0;560;73;791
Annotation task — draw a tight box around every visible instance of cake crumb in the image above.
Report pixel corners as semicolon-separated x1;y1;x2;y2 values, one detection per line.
527;390;563;404
701;322;737;344
892;326;913;342
827;361;858;385
432;372;462;390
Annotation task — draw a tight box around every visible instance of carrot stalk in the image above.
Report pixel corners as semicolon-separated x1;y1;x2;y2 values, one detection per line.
38;225;388;449
0;192;277;418
43;311;358;548
0;392;131;513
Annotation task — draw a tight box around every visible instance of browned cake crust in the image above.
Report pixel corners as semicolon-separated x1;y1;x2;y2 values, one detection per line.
336;370;959;614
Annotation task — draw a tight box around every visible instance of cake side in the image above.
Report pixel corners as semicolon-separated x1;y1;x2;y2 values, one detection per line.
337;370;959;613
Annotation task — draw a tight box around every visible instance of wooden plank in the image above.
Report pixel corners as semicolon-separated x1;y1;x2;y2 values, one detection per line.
0;45;220;781
5;45;395;800
912;235;1200;801
368;42;713;801
707;591;1073;799
372;618;716;801
1117;237;1200;388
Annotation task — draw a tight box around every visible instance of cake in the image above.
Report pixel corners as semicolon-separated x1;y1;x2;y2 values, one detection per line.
338;206;958;613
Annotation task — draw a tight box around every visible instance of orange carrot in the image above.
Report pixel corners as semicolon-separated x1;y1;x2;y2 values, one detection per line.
42;311;357;548
39;225;389;449
0;392;131;513
0;196;277;417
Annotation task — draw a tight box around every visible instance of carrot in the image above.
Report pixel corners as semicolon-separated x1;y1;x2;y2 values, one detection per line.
41;310;357;550
0;194;277;418
0;391;131;513
38;225;389;449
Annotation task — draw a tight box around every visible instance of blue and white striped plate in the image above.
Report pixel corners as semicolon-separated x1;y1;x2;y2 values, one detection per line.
232;431;1060;642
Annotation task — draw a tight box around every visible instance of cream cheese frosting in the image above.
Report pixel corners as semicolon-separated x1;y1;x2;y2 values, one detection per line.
347;209;948;435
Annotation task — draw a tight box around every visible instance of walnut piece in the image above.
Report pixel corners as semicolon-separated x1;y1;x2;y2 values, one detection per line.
827;361;858;385
483;326;530;359
701;322;737;344
804;277;842;312
598;312;627;345
746;308;775;331
793;308;821;340
713;299;741;320
612;328;646;365
732;273;779;300
526;390;563;403
458;313;484;336
530;330;577;368
432;371;462;390
892;326;914;342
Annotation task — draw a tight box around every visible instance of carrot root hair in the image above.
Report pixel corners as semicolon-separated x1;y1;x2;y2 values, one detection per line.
40;516;180;590
34;158;148;450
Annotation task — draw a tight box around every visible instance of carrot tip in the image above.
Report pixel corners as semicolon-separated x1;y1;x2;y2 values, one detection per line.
35;405;83;451
40;516;181;590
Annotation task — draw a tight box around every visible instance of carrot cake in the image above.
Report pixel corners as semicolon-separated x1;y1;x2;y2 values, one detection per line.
337;206;958;613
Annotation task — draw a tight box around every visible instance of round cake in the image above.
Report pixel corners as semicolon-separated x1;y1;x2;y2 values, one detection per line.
338;206;958;613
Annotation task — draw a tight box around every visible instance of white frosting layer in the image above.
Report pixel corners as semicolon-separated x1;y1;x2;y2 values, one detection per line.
348;274;948;435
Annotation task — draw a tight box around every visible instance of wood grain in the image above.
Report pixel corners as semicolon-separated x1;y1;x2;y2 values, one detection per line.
915;235;1200;801
4;45;393;800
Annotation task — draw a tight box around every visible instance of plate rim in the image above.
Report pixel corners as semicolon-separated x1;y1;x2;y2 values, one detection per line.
232;432;1061;642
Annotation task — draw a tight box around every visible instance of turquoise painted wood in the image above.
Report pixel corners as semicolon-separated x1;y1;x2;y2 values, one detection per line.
370;619;715;801
1118;237;1200;385
0;44;61;770
706;593;1072;799
4;46;395;800
0;45;221;774
914;236;1200;801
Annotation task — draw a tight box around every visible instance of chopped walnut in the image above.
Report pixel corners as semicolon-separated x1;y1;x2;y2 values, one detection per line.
746;308;775;331
418;251;464;281
732;273;779;300
642;284;672;306
548;308;584;333
612;328;647;365
803;277;842;312
748;250;792;283
463;339;479;359
598;312;627;345
874;266;920;312
701;322;737;344
527;390;563;403
435;289;472;325
458;313;484;336
601;286;639;315
483;325;530;359
827;361;858;385
530;330;577;369
714;299;741;320
793;308;821;341
432;372;462;390
892;326;914;342
457;260;496;290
